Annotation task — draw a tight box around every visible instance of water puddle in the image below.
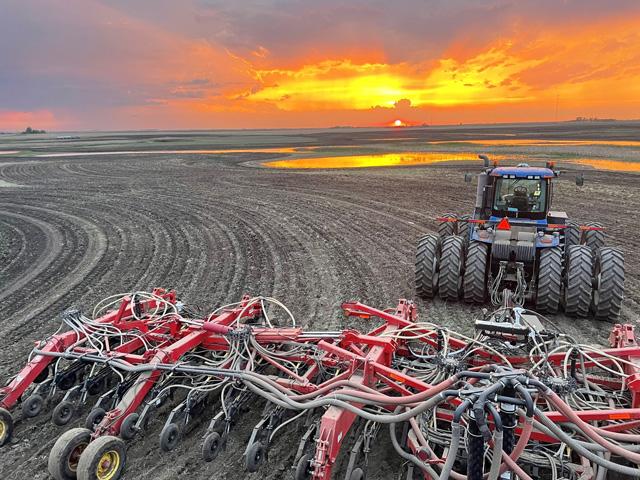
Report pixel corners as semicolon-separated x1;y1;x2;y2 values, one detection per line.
35;147;298;158
0;151;19;155
263;152;511;169
570;158;640;172
428;139;640;147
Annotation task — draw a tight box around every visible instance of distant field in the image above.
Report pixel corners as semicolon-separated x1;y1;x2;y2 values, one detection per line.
1;121;639;480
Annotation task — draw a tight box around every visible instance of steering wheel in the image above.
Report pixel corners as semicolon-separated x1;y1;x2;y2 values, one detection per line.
514;185;528;195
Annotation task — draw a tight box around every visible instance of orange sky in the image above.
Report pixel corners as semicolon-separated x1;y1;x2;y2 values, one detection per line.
1;1;639;130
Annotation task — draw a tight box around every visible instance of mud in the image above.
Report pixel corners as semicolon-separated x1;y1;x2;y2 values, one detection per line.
1;122;639;479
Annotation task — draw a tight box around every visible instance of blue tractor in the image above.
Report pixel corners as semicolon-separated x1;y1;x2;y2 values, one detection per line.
415;155;625;321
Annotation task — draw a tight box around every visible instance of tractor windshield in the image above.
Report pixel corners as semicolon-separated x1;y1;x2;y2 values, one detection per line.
493;178;547;216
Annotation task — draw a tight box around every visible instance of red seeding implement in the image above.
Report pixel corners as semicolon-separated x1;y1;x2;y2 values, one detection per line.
3;289;640;480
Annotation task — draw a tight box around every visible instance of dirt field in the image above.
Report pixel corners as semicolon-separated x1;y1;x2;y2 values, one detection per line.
1;121;640;479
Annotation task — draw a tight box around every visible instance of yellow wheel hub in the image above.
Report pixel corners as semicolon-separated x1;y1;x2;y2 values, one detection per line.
0;419;6;440
96;450;120;480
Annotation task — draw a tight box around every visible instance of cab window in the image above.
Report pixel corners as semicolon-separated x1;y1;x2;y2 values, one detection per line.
493;178;546;213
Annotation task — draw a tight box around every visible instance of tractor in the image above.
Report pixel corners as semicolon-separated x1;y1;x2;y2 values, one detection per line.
415;155;625;321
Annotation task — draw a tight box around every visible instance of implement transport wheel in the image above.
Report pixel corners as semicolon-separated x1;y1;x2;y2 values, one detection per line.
563;221;581;252
295;453;313;480
76;435;126;480
535;247;563;314
23;393;44;418
159;422;180;452
585;222;606;251
202;431;222;462
350;467;365;480
563;245;593;317
463;241;488;304
415;234;440;298
53;400;75;426
85;408;106;431
438;235;465;301
48;427;91;480
119;413;138;441
0;408;14;447
592;247;625;322
245;441;266;473
437;213;457;237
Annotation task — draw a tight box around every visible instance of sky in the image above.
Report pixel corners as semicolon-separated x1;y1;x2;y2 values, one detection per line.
1;0;640;131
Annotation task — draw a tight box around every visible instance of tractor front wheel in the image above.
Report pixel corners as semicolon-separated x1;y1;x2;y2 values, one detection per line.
563;245;593;317
439;235;464;301
463;241;488;304
415;234;440;298
592;247;625;322
437;213;457;237
535;247;563;314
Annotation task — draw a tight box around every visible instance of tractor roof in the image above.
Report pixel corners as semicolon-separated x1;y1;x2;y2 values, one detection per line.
490;165;555;178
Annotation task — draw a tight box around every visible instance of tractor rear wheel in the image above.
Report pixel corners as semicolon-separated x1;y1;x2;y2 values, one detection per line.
585;222;606;251
463;241;488;304
563;221;580;253
439;235;464;301
437;213;457;237
535;248;563;314
592;247;625;322
415;234;440;298
563;245;593;317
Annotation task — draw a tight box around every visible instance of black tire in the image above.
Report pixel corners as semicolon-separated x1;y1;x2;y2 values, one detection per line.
437;213;457;237
23;394;44;418
58;371;77;391
48;427;91;480
584;222;606;251
202;431;222;462
85;408;106;431
535;248;563;314
563;221;580;252
76;435;126;480
592;247;625;322
563;245;593;317
0;408;14;447
294;453;313;480
458;214;470;244
159;422;180;452
415;234;440;298
119;413;138;440
438;235;464;301
350;467;365;480
245;441;266;473
53;400;75;426
35;365;50;383
463;241;488;304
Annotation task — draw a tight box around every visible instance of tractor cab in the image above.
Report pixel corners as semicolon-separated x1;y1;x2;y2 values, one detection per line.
474;162;557;222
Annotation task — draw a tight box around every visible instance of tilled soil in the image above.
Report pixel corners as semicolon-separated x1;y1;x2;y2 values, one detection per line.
1;125;639;479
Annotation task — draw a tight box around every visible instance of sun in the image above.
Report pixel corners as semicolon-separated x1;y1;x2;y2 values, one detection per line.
393;119;404;127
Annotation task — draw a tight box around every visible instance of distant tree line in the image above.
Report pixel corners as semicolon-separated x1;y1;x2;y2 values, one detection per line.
22;126;46;134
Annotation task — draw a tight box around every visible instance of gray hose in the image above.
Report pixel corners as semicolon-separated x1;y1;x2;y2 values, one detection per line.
535;408;640;477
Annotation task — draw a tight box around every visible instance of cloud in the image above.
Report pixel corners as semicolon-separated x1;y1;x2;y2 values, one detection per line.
0;110;60;131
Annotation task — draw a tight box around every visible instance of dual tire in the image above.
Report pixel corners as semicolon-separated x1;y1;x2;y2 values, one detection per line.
563;245;625;321
415;235;488;303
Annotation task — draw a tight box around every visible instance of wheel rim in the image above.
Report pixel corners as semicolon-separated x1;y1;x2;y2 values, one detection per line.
96;449;120;480
67;442;88;473
0;418;6;441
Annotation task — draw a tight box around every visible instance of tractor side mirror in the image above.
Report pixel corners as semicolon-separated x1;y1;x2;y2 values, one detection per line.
575;173;584;187
464;173;474;183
